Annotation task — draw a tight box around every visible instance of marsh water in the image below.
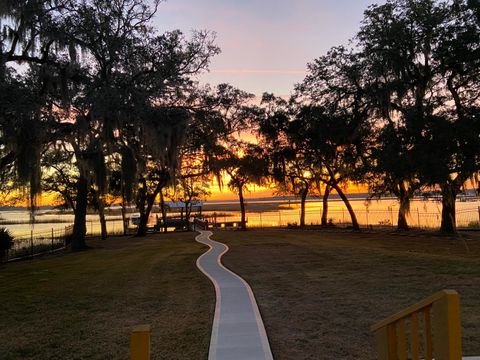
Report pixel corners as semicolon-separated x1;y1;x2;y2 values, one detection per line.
2;196;479;238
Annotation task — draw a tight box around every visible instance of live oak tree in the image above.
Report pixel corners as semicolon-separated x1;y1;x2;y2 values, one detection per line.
214;142;267;231
296;47;371;230
41;147;78;211
364;124;422;230
169;147;211;231
257;94;321;227
0;0;79;213
358;0;480;232
127;31;219;237
133;107;191;237
357;0;445;230
188;83;258;230
1;0;219;246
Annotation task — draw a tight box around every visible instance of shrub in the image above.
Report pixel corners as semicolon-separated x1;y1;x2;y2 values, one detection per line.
0;227;14;261
467;221;480;229
378;219;392;226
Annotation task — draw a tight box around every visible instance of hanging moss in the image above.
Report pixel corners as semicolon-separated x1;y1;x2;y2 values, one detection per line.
121;146;137;201
15;115;43;215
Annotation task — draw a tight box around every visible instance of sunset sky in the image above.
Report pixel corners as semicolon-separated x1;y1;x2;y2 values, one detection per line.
154;0;381;199
152;1;378;200
153;0;381;96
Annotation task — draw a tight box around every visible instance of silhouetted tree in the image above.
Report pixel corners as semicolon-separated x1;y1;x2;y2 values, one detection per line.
297;47;372;230
133;107;191;236
1;0;80;213
358;0;480;232
187;83;259;229
215;143;267;230
257;94;320;227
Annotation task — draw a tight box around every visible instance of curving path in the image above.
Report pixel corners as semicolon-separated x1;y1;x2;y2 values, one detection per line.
196;230;274;360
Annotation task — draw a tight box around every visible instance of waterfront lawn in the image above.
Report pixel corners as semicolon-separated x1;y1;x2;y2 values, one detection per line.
216;229;480;360
0;233;213;360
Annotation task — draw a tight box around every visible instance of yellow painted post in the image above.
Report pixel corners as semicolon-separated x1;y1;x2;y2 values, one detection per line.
424;308;433;360
432;290;462;360
374;327;389;360
387;324;397;359
374;324;398;359
396;320;407;360
130;324;150;360
410;313;420;360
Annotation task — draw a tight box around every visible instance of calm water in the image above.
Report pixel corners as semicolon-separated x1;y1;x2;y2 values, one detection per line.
204;197;480;229
2;197;479;237
0;211;125;238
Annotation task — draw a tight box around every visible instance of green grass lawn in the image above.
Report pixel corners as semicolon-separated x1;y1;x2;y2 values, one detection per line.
215;229;480;360
0;232;213;360
3;228;480;360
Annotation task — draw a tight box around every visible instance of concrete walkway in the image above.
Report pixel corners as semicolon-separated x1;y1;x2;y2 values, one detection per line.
195;230;274;360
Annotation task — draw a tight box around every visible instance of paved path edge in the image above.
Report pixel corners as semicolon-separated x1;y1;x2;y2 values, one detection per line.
195;230;274;360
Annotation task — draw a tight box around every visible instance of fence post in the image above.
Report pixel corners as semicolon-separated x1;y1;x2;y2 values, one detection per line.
51;228;54;253
478;206;480;226
130;324;150;360
417;208;420;228
432;290;462;360
30;230;34;257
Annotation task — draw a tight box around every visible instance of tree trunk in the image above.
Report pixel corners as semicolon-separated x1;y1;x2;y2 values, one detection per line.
98;199;108;240
440;183;458;233
332;183;360;230
159;190;167;233
397;183;411;231
137;194;156;237
185;202;192;231
92;189;108;240
137;179;166;237
321;185;331;226
71;175;88;250
239;185;247;230
397;198;410;230
120;185;128;236
98;200;108;240
299;186;308;227
137;213;148;237
121;194;127;236
136;179;148;236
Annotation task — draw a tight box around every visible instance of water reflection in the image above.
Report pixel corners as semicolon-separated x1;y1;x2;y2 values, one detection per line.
1;197;479;237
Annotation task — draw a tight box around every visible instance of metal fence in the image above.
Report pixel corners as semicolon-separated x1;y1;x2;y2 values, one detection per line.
7;225;73;261
205;206;480;230
6;206;479;260
7;221;133;261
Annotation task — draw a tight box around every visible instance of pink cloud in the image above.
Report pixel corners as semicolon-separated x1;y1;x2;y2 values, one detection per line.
211;69;307;75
